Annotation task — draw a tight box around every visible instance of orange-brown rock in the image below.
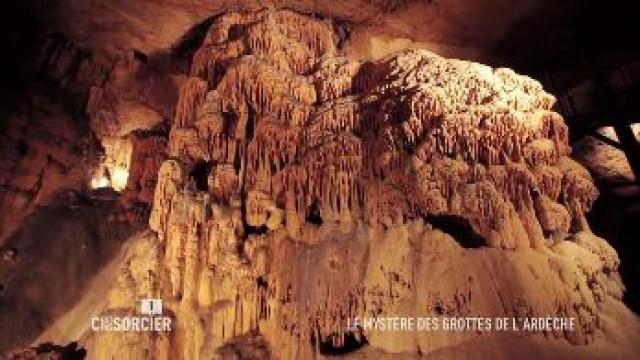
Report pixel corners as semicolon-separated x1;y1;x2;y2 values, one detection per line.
80;9;640;360
0;92;87;244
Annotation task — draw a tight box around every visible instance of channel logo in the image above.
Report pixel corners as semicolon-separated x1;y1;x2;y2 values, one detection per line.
91;299;173;332
140;299;163;316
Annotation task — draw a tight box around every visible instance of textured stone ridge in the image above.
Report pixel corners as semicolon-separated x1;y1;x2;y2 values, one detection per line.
85;9;640;359
155;8;596;249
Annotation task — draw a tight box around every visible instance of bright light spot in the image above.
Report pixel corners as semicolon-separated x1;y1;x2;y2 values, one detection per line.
89;137;132;192
111;166;129;192
91;176;110;189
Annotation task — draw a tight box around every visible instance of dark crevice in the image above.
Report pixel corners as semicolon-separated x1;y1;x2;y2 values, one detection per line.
35;341;86;359
306;201;323;225
133;50;148;63
245;224;268;236
132;118;170;138
228;24;246;42
312;331;367;356
221;111;237;137
246;105;256;143
172;15;218;59
233;146;242;174
256;276;268;290
425;215;486;248
189;160;214;191
332;19;352;50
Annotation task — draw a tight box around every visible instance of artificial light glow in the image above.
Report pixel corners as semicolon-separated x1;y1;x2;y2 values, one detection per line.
111;166;129;192
91;176;110;189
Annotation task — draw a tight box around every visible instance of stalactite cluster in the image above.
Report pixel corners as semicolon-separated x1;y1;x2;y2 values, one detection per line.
86;9;634;359
156;9;596;249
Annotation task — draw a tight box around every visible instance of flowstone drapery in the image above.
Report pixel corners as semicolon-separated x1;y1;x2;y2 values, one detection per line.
85;9;639;359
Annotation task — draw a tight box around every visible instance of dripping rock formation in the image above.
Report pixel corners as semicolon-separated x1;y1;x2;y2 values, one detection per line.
12;8;640;360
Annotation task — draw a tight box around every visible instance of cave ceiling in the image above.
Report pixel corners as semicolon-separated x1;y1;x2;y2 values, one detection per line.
28;0;580;64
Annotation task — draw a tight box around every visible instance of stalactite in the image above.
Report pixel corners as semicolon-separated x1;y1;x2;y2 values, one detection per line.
174;77;208;128
129;9;614;359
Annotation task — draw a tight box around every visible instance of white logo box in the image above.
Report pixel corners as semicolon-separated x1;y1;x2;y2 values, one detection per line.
140;299;163;316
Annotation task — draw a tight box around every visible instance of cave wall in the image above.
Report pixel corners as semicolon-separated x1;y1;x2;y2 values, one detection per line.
78;9;640;359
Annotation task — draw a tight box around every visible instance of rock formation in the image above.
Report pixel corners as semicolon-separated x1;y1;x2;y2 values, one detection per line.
53;8;640;359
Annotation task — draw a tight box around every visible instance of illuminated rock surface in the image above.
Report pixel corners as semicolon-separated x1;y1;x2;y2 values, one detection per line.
72;9;640;359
